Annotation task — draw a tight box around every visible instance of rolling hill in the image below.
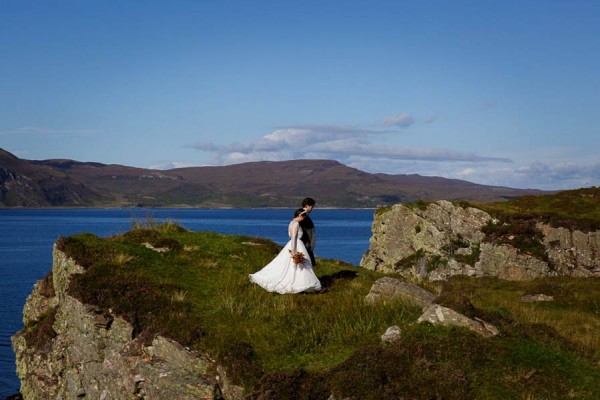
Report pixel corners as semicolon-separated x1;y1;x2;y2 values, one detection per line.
1;148;548;208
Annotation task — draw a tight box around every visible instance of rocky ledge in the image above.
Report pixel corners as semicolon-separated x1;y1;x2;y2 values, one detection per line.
361;200;600;281
11;246;238;400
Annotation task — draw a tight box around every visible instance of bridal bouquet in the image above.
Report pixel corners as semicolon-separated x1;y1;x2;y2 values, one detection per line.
290;251;306;264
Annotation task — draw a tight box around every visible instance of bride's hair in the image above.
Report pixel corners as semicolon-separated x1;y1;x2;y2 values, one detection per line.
294;208;306;218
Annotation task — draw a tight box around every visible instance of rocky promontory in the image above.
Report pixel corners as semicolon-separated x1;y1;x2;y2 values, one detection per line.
11;246;233;400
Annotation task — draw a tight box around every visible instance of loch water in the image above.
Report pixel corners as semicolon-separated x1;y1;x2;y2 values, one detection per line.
0;208;374;397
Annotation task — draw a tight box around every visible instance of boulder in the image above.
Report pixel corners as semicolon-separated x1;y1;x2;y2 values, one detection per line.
365;277;436;309
417;304;498;338
381;325;402;343
521;294;554;302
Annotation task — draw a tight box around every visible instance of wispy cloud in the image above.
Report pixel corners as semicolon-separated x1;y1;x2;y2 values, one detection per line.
514;161;600;185
381;113;415;128
380;112;441;127
0;127;95;136
423;114;439;124
467;101;497;114
149;161;201;170
186;125;512;166
344;157;600;190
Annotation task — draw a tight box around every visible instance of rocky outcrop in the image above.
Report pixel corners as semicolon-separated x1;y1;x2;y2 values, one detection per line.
539;222;600;277
475;243;551;281
361;201;600;281
11;246;237;400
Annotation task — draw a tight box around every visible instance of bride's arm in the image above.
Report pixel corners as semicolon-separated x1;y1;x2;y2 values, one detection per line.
289;221;299;254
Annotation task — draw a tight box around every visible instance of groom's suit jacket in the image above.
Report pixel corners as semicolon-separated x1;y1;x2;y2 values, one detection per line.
299;214;315;251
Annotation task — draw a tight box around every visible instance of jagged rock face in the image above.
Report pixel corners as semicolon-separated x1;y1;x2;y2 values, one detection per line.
361;201;490;270
361;200;600;281
11;247;235;400
475;243;551;281
539;222;600;276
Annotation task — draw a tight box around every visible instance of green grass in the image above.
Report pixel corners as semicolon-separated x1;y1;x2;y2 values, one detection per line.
34;221;600;399
468;186;600;233
55;225;416;382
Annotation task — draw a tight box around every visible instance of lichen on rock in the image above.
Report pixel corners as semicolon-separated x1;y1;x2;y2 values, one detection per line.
361;200;600;281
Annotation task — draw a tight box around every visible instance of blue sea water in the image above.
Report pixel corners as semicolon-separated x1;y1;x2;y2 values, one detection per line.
0;208;374;397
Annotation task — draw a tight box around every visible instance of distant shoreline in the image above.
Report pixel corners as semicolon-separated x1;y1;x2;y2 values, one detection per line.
0;206;379;211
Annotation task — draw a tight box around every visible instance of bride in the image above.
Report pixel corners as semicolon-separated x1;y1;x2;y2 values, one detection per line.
249;208;322;294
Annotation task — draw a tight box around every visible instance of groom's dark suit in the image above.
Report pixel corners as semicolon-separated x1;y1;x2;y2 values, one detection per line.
299;213;316;266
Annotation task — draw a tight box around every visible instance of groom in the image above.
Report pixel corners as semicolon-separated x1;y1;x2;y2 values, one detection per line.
299;197;317;266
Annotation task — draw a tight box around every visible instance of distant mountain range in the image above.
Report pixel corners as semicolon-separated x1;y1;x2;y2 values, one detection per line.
0;148;549;208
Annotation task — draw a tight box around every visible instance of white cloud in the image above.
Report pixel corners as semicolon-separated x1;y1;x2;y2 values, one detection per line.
456;168;478;177
430;161;600;190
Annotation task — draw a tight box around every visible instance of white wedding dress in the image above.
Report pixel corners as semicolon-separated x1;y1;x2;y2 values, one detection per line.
249;220;322;294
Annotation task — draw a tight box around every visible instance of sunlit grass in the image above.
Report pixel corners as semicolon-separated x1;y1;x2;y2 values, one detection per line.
439;276;600;364
111;252;134;266
466;187;600;232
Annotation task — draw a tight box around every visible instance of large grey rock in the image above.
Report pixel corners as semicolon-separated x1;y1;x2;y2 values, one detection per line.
417;304;498;338
539;222;600;276
360;201;600;281
475;243;551;281
365;277;436;309
361;201;491;276
361;201;492;280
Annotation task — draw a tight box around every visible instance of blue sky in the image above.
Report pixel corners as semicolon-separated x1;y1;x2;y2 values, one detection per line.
1;1;599;190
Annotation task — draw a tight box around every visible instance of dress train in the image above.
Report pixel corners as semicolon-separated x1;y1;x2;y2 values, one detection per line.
249;239;322;294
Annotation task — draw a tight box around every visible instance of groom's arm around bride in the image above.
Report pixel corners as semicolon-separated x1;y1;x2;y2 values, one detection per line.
299;197;316;266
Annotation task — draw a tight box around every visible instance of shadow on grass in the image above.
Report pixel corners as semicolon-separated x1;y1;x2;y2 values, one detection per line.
319;269;358;289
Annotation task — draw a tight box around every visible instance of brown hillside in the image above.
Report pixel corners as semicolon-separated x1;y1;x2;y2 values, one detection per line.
1;148;549;208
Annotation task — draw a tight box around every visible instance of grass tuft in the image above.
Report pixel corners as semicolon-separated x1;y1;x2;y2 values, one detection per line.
22;307;58;355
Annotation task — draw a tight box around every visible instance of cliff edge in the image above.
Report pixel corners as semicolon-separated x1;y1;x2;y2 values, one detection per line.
11;246;230;400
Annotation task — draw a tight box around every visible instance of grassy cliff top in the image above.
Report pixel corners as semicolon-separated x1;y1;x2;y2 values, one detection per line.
469;186;600;232
43;220;600;399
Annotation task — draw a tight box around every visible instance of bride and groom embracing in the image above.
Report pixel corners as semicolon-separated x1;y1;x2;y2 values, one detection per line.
249;198;322;294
